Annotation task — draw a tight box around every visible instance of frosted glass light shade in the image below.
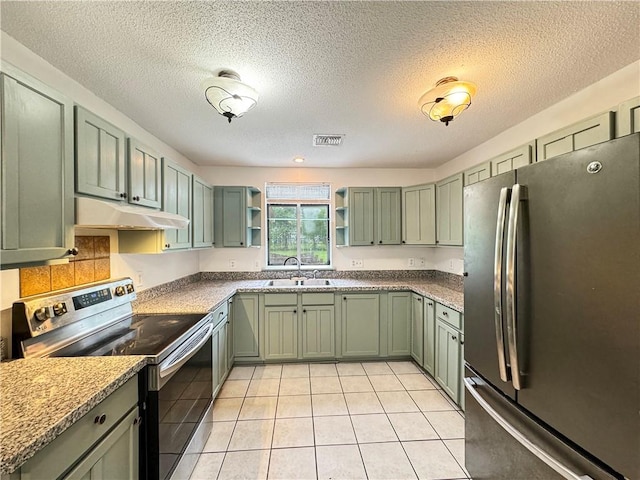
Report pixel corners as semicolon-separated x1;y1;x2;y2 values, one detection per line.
419;77;477;126
202;70;258;123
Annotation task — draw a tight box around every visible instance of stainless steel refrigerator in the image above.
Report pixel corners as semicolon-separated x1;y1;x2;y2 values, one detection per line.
463;133;639;480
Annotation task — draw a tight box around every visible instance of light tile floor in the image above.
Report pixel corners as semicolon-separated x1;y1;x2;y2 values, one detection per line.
188;361;469;480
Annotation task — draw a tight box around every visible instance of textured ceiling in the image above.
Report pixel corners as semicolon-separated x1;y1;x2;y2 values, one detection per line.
1;1;639;168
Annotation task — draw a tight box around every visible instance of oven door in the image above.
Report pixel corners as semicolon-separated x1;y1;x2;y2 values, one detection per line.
144;319;214;480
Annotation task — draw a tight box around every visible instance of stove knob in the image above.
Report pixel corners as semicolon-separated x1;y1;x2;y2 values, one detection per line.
34;306;52;322
114;286;126;297
126;284;135;294
53;302;67;316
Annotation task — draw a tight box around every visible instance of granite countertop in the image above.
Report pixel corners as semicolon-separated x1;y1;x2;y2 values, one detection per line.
0;356;146;475
133;278;464;315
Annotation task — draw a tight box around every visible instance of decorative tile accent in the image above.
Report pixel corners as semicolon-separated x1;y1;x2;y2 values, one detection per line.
19;266;51;297
18;236;110;298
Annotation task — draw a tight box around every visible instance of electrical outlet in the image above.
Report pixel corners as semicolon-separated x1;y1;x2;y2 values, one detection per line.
136;271;144;287
418;258;426;267
351;259;364;268
408;258;415;267
229;259;237;269
449;259;454;270
254;260;260;269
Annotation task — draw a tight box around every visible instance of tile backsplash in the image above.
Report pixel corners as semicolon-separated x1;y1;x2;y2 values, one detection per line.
19;236;110;297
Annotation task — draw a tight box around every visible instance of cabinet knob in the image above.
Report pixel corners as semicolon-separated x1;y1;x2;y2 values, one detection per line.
452;335;457;341
417;298;422;302
303;309;306;313
132;195;140;201
165;244;171;248
428;302;433;306
68;247;79;256
343;297;347;301
402;240;406;244
133;416;142;426
443;311;449;316
379;240;382;244
293;309;297;314
370;241;374;245
240;242;244;245
463;272;469;277
94;414;107;425
119;192;128;199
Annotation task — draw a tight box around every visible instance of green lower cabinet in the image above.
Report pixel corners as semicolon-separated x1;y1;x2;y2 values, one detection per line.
422;298;436;376
301;305;335;359
435;319;462;404
459;332;465;411
410;294;424;364
215;320;229;392
264;307;298;360
233;294;259;357
341;293;380;357
387;292;411;356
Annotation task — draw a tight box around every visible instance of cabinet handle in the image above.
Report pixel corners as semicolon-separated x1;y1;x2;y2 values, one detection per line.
119;192;128;199
67;247;79;256
94;414;107;425
133;416;142;426
460;339;464;345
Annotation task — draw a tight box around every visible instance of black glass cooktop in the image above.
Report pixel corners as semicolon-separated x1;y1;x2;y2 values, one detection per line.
57;313;207;360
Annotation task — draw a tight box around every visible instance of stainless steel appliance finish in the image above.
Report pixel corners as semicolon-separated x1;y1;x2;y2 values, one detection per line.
464;133;640;479
12;278;215;480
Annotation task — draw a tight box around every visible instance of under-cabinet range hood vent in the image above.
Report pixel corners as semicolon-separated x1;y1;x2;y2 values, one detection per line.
75;197;189;230
313;134;344;147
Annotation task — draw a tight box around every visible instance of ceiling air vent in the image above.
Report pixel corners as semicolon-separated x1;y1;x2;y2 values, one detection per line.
313;134;344;147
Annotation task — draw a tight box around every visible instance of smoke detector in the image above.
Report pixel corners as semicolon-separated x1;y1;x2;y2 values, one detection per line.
313;134;344;147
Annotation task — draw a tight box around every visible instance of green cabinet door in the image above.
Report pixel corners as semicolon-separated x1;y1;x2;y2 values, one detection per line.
233;294;259;357
218;320;229;385
463;161;491;186
192;175;214;248
227;298;235;369
75;106;127;201
435;319;461;404
162;158;192;250
214;186;248;247
264;306;298;360
490;144;532;176
62;408;139;480
349;187;375;245
436;173;463;246
341;293;380;357
1;67;75;267
376;187;401;245
422;298;436;376
617;96;640;137
302;305;335;359
410;294;424;364
127;138;162;209
387;292;411;356
402;184;436;245
212;324;221;395
536;111;614;162
459;331;465;411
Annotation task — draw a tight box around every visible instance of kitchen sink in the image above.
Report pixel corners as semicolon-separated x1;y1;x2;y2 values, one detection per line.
263;278;334;287
300;279;333;286
264;279;301;286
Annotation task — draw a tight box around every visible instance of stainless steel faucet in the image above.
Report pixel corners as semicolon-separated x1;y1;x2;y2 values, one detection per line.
283;256;302;277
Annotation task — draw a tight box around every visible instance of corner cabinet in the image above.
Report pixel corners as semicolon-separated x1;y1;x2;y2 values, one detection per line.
162;158;192;250
192;175;214;248
127;138;162;209
335;187;401;246
401;184;436;245
214;186;261;247
435;173;463;246
75;106;127;201
0;64;75;268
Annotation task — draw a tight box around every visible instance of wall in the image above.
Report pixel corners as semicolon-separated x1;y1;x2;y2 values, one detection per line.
0;32;202;312
431;60;640;275
197;167;436;272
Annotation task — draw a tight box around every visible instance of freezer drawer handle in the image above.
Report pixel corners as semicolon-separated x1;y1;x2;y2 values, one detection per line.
494;187;511;383
464;379;594;480
506;184;524;390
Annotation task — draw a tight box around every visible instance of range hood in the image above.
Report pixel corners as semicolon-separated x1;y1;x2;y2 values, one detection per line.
75;197;190;230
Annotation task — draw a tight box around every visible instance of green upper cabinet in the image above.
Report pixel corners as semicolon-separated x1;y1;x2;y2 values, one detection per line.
349;187;375;245
463;161;491;186
402;183;436;245
214;186;261;247
162;158;192;250
617;96;640;138
490;144;533;176
1;64;75;267
127;138;162;209
192;175;214;248
376;187;402;245
536;111;614;162
436;173;463;246
341;187;401;246
341;293;380;357
75;106;127;201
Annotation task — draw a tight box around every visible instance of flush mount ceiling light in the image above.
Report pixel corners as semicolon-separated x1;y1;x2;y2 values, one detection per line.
202;69;258;123
418;76;477;126
293;157;305;164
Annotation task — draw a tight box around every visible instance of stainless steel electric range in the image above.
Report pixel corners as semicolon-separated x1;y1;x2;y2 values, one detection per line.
12;278;214;480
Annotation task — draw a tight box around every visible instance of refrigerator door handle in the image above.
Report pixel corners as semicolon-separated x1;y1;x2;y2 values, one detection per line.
494;187;511;382
464;379;594;480
506;183;523;390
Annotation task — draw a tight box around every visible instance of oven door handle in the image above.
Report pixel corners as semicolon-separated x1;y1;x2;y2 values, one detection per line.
159;321;213;379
